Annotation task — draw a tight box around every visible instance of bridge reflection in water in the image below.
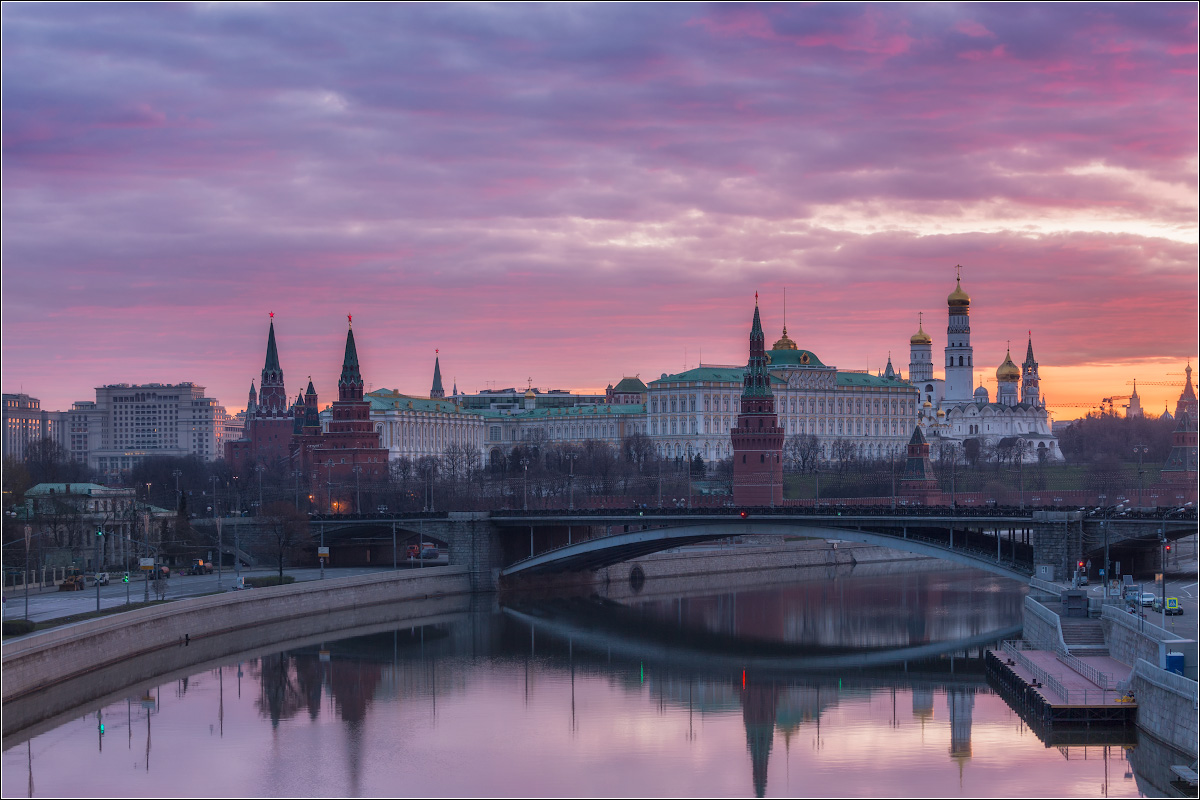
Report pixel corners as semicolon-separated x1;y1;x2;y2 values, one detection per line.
3;568;1159;799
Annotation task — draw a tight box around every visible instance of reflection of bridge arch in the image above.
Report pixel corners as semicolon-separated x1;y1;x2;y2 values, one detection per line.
500;521;1032;581
502;606;1019;674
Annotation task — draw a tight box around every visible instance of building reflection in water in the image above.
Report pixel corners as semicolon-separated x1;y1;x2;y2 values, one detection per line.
12;569;1150;799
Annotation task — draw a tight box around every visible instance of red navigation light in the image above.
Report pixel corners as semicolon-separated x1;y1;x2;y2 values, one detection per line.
740;511;748;519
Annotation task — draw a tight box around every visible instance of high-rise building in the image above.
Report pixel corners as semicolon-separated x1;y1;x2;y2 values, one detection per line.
3;393;64;461
88;382;220;480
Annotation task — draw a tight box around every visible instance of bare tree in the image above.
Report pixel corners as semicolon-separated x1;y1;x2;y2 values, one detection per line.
784;434;821;473
260;501;311;584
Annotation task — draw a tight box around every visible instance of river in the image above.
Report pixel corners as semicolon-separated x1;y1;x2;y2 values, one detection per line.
1;564;1165;797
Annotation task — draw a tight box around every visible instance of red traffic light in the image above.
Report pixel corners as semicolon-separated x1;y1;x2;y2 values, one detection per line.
1165;544;1171;552
1077;561;1084;568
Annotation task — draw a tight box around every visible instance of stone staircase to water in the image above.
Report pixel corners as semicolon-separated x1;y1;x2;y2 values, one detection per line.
1060;618;1109;657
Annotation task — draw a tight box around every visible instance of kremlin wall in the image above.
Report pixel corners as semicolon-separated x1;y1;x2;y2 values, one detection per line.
215;275;1196;508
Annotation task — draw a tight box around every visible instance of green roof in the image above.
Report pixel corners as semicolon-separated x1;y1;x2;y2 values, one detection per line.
367;389;466;414
766;348;826;367
26;483;112;496
611;377;647;393
835;372;913;388
496;403;646;420
651;366;746;385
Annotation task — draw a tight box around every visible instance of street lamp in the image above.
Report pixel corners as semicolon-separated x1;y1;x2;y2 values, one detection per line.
254;464;265;517
567;452;579;511
172;469;182;514
1098;494;1108;591
352;464;363;515
521;458;530;512
1132;445;1149;508
210;475;223;590
325;459;335;513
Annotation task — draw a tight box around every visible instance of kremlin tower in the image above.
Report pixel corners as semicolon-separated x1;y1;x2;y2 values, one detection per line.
731;297;784;506
226;315;295;472
309;316;388;513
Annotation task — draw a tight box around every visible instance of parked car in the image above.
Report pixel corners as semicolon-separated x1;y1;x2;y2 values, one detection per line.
89;572;109;586
1140;592;1156;607
420;547;440;560
1152;597;1183;615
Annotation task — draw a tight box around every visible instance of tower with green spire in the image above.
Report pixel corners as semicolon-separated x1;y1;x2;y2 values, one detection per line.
259;315;289;415
430;352;445;399
225;314;294;472
731;296;784;506
311;315;388;513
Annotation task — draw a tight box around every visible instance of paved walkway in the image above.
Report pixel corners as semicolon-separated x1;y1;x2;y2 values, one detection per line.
999;645;1133;707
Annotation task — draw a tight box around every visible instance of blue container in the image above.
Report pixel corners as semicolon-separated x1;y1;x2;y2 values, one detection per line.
1165;651;1185;676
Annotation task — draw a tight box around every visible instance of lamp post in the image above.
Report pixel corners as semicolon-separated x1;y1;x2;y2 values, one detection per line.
325;460;335;513
686;444;693;510
352;464;362;515
567;452;578;511
1098;494;1107;591
94;527;104;612
1133;444;1149;508
890;447;896;512
172;469;182;514
254;465;265;517
210;475;222;590
521;458;530;512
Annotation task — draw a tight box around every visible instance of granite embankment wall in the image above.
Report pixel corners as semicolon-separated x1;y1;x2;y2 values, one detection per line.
1101;605;1198;680
1;567;470;719
1129;658;1200;759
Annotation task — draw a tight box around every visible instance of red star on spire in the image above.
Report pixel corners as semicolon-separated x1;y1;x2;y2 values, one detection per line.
347;313;352;326
269;311;274;319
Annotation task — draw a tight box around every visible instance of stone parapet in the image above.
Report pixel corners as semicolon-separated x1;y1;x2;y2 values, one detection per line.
1022;596;1066;651
1;566;470;707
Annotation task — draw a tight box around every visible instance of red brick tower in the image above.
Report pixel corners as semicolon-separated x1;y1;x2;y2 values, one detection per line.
732;298;784;506
226;316;294;472
311;317;388;513
900;425;941;505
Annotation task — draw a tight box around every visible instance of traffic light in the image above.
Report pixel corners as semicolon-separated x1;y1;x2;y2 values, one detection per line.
96;528;104;537
122;573;130;583
1165;544;1171;553
1078;561;1084;569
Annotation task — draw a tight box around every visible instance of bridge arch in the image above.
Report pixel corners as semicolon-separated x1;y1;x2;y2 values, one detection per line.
500;520;1031;581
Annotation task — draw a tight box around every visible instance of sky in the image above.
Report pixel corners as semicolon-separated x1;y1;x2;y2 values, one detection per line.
3;3;1197;419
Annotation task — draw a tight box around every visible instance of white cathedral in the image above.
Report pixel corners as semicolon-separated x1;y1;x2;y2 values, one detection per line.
907;272;1063;463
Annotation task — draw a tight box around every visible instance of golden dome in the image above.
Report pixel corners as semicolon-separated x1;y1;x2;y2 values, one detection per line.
910;323;931;345
923;400;932;408
947;277;970;307
772;326;798;351
524;387;535;398
996;349;1020;381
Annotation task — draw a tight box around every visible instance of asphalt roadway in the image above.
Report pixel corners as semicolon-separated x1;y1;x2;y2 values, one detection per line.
1;558;447;624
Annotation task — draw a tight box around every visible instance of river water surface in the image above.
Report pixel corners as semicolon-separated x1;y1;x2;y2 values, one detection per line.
1;564;1164;797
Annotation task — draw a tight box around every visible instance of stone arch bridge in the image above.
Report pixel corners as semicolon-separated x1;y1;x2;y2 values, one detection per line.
303;508;1196;591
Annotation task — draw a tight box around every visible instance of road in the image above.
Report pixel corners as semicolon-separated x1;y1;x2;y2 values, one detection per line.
2;558;447;624
1088;574;1195;635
